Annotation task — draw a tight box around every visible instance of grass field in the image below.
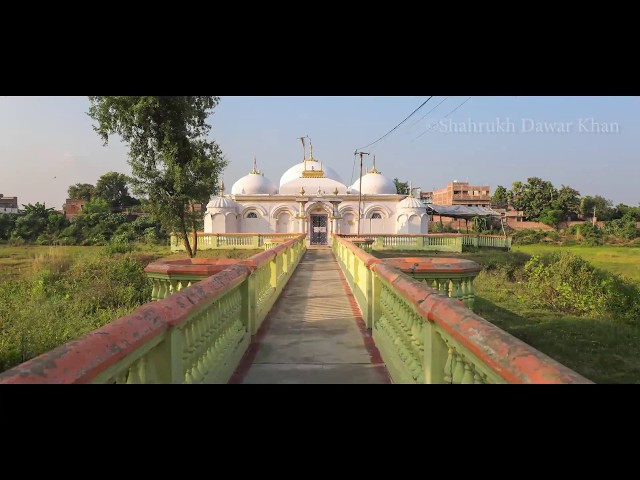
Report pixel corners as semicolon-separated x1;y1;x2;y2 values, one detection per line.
373;247;640;383
0;244;262;282
513;244;640;282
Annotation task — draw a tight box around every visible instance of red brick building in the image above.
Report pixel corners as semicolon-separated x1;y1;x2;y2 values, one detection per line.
422;181;491;207
62;199;87;219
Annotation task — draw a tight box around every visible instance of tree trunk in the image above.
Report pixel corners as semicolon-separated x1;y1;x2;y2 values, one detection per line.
188;200;199;257
179;213;194;258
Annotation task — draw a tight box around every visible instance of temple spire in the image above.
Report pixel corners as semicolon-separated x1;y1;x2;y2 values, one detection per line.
219;179;225;196
309;140;314;160
370;155;380;174
250;156;260;174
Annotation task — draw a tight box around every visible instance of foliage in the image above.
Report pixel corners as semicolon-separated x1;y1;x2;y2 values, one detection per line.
0;214;18;240
580;195;615;220
554;185;581;217
538;209;565;227
94;171;138;211
0;252;152;373
87;96;227;258
393;178;409;195
524;252;640;323
491;185;508;206
67;183;95;201
21;202;55;218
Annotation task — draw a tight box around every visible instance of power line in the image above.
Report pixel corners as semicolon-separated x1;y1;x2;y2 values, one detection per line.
357;96;433;151
413;96;472;141
406;96;449;130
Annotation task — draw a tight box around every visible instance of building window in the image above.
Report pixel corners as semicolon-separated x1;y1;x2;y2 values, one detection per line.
371;212;382;219
246;212;258;218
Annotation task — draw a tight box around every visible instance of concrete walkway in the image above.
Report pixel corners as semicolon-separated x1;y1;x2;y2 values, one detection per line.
230;247;389;384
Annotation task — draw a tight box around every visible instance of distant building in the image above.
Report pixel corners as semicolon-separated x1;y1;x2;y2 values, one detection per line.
0;194;18;213
62;199;87;219
421;181;491;207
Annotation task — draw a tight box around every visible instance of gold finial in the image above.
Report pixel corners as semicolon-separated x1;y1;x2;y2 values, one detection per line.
300;186;306;196
309;141;313;160
370;155;380;174
250;156;260;174
333;187;339;196
219;179;225;196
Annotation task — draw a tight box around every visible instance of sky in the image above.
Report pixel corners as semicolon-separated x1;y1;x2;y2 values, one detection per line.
0;96;638;209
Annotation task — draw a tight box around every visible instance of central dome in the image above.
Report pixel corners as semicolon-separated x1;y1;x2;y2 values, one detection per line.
279;146;344;186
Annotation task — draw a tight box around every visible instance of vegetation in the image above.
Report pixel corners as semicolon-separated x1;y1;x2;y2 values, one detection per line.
87;96;227;258
393;178;409;195
373;247;640;383
0;245;261;373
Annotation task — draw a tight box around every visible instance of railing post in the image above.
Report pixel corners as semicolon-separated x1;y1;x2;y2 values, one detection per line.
424;323;448;384
242;275;257;335
166;328;185;384
252;235;261;248
375;236;384;249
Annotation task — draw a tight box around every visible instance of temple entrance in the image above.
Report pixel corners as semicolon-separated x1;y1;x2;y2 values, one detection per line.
310;214;328;245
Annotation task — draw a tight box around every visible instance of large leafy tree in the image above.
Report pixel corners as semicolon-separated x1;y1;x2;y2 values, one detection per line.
87;96;227;257
393;178;409;195
491;185;508;206
22;202;56;217
554;185;581;217
68;183;95;201
94;171;138;211
580;195;618;221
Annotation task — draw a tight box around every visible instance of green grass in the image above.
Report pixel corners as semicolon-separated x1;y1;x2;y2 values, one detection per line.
472;271;640;384
373;247;640;383
0;244;262;282
513;244;640;282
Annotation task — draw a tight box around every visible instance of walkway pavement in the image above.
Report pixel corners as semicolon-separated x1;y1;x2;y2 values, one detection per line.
230;247;390;384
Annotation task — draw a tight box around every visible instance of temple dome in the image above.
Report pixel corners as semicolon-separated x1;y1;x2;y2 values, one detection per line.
279;146;344;186
349;158;396;195
206;196;238;210
397;196;425;209
231;157;278;195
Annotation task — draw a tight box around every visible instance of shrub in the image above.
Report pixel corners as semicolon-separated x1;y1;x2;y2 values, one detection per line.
524;252;640;324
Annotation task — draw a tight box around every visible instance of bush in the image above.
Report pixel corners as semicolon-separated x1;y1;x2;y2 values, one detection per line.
105;236;135;255
524;252;640;324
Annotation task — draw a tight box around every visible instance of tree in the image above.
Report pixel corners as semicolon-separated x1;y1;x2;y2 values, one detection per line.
94;171;138;211
538;209;565;228
393;178;409;195
554;185;581;217
508;177;556;221
491;185;508;206
21;202;56;218
68;183;95;201
580;195;615;220
87;96;227;257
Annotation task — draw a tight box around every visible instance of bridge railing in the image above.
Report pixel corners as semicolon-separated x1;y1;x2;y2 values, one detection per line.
170;233;300;251
338;233;511;251
332;235;590;384
0;235;307;384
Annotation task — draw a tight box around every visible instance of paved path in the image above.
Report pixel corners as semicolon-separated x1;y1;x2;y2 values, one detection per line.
230;247;389;384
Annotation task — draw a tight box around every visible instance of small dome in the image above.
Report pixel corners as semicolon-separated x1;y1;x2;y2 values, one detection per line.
231;173;278;195
398;196;425;209
350;172;396;195
279;176;348;195
206;196;238;210
349;156;396;195
231;157;278;195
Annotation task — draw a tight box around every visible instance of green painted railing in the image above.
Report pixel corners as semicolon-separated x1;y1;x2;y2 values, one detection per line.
380;258;482;309
338;234;511;251
332;235;590;384
170;233;300;252
0;235;307;384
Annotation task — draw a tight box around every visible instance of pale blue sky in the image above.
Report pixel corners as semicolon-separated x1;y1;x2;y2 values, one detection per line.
0;96;638;209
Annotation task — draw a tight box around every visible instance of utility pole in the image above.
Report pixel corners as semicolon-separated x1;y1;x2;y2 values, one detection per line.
354;150;369;236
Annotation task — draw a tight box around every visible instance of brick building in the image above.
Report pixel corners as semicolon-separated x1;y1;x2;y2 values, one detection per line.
421;181;491;207
0;194;19;213
62;199;87;219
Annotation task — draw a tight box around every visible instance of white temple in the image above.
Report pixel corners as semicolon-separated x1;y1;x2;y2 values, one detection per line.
204;142;429;245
